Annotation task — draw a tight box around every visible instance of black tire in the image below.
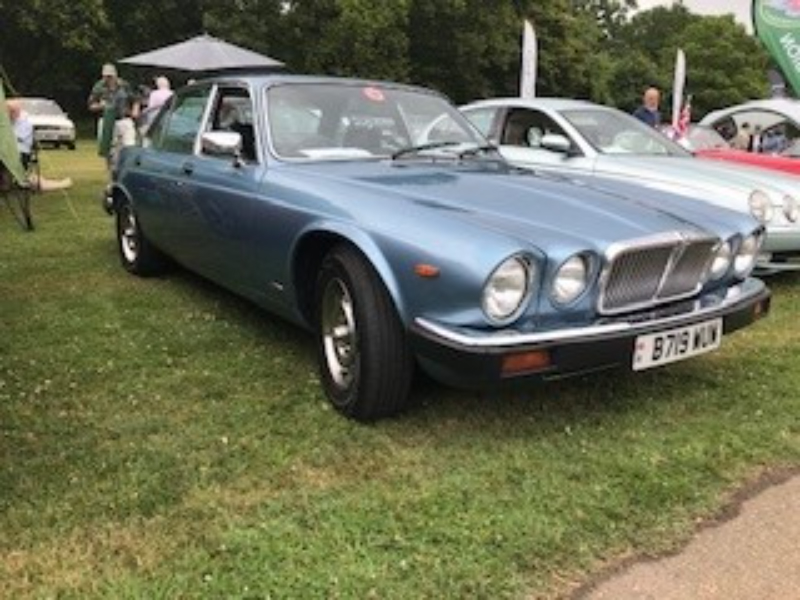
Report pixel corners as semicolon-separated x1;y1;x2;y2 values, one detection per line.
315;245;414;421
67;142;76;151
116;200;165;276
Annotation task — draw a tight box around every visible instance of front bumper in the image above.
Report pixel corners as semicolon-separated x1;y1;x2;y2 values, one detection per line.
760;228;800;272
411;278;771;387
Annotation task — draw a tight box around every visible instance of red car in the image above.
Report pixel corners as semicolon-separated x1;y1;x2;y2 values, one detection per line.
682;125;800;176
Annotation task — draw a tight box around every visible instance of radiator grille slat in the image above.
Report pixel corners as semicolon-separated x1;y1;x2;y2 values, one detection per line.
600;237;715;314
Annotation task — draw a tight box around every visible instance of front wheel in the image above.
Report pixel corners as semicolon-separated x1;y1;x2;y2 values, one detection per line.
315;245;414;421
116;200;165;275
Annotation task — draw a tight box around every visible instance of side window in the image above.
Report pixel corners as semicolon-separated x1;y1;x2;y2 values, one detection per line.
142;98;171;148
501;109;567;149
206;88;258;162
463;107;498;139
159;87;212;154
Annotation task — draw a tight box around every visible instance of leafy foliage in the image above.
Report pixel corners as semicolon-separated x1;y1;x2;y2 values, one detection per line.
0;2;774;133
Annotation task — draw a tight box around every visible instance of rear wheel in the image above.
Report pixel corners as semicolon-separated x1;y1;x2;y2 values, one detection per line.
316;245;413;421
116;200;165;275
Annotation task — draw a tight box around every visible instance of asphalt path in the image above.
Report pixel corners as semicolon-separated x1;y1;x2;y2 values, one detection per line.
572;470;800;600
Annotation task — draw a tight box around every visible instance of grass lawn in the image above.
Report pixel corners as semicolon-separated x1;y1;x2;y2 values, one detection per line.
1;143;798;598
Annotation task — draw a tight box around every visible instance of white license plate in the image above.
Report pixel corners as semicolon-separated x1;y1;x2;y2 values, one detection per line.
633;318;722;371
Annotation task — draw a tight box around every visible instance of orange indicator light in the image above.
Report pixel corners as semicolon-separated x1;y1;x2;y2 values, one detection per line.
414;264;440;278
501;350;552;377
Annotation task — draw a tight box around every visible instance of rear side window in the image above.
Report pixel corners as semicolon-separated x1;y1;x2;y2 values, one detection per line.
157;87;212;154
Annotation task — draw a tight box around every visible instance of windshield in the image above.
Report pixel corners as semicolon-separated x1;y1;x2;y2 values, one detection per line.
266;83;483;161
20;99;66;117
562;108;691;157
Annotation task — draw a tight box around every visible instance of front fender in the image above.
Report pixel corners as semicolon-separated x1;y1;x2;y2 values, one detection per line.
290;220;410;323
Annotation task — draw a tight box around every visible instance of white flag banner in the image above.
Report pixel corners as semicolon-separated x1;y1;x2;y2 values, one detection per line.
520;20;537;99
672;48;686;129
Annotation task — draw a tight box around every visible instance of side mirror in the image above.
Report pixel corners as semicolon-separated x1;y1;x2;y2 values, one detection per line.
540;133;573;154
201;131;243;158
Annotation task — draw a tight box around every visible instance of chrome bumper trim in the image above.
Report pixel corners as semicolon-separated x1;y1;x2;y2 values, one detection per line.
414;278;767;350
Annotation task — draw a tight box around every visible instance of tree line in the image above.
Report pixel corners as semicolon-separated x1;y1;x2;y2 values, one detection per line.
0;0;771;119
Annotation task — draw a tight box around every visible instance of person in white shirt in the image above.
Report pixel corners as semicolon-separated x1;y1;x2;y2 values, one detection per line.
6;99;33;168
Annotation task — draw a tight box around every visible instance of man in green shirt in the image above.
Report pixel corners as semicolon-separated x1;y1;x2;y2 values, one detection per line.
87;63;139;167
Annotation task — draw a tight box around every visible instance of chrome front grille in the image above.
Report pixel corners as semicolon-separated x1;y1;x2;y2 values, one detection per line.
599;233;717;315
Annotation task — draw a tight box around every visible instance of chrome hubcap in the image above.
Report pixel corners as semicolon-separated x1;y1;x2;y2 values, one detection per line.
120;207;139;263
321;278;358;389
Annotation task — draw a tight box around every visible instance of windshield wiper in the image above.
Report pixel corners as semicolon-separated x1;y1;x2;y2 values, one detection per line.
456;144;502;160
391;141;463;160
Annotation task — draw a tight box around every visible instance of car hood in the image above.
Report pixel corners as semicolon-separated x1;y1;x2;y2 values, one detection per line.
696;149;800;174
28;115;74;128
277;160;740;250
593;155;799;200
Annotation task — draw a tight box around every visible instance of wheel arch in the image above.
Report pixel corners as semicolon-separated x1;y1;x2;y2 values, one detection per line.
291;224;407;328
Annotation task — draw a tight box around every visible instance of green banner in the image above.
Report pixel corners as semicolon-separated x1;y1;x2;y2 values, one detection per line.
754;0;800;96
0;81;26;185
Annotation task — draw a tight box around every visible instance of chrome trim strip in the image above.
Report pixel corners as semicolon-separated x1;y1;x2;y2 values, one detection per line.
414;278;766;350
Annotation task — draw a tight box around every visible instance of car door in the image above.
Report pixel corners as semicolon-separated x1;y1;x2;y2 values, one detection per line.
129;84;214;266
178;84;282;300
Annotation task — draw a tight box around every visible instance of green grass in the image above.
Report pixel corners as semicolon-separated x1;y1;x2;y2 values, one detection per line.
1;144;798;598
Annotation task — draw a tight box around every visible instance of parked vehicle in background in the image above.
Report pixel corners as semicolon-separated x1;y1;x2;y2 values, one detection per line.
18;98;76;149
679;125;800;176
699;98;800;154
111;76;771;420
461;98;800;273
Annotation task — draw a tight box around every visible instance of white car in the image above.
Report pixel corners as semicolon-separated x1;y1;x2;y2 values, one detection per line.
19;98;76;149
461;98;800;273
700;98;800;153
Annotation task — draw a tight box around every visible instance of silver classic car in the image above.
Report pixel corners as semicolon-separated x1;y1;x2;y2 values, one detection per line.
111;76;771;420
461;98;800;273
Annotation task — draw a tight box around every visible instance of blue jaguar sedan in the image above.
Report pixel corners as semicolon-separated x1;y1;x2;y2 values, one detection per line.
111;75;771;420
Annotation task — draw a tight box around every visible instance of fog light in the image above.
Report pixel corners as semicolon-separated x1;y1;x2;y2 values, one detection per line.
501;350;552;377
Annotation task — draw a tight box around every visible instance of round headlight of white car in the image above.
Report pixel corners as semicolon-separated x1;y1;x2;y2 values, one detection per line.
783;195;800;223
709;241;733;281
748;190;774;224
734;233;762;277
551;254;590;305
482;256;533;324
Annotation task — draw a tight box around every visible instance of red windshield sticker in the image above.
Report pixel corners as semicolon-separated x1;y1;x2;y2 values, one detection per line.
363;87;385;102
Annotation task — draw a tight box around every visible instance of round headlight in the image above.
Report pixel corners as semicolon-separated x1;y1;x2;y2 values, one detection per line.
784;195;800;223
748;190;774;224
551;254;589;305
734;233;762;277
482;256;532;324
709;241;733;281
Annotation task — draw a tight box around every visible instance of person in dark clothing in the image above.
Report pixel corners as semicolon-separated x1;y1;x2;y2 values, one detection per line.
632;87;661;127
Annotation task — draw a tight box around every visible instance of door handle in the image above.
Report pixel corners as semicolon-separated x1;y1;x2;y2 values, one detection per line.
182;162;195;175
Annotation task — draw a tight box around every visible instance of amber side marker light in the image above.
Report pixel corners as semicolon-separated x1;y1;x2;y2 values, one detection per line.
501;350;552;377
414;264;440;278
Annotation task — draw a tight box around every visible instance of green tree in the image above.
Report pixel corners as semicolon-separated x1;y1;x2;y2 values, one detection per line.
281;0;410;81
0;0;112;109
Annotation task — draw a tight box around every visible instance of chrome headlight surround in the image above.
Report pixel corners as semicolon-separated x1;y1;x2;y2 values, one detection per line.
708;240;733;281
733;232;763;278
748;190;774;224
783;195;800;223
481;255;535;326
551;253;591;306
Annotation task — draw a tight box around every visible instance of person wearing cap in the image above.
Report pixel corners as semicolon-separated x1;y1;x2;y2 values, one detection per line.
88;63;139;170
